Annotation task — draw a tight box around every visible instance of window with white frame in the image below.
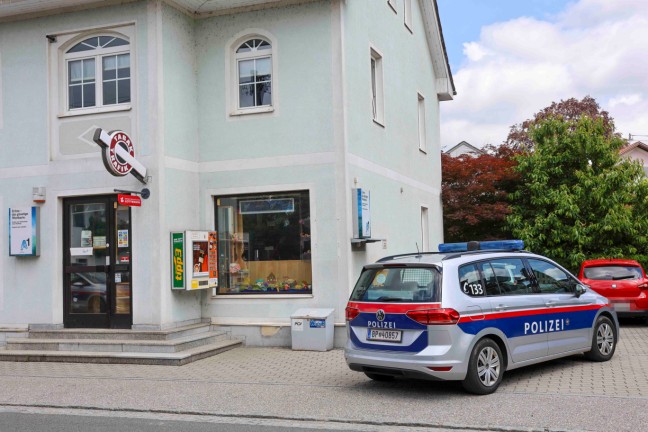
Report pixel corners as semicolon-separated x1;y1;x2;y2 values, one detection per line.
370;48;384;125
404;0;413;31
234;38;273;111
421;206;429;251
418;93;426;152
64;35;130;111
388;0;397;13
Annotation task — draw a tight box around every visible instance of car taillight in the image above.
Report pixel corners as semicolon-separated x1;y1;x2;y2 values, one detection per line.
345;306;360;321
639;283;648;290
406;308;460;325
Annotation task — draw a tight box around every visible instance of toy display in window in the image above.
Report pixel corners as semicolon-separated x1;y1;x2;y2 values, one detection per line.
229;232;247;274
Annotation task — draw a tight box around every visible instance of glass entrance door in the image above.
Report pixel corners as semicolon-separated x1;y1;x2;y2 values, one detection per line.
63;196;132;328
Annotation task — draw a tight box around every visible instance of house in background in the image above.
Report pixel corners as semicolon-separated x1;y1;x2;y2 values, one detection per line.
620;141;648;175
443;141;485;157
0;0;454;353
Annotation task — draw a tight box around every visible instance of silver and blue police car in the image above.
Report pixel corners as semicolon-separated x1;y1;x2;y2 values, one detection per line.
344;240;618;394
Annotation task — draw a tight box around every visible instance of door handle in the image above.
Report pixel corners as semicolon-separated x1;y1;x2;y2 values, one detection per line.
545;301;557;307
494;304;506;311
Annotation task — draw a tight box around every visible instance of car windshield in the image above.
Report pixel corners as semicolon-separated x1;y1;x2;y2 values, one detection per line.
583;265;642;280
349;266;441;302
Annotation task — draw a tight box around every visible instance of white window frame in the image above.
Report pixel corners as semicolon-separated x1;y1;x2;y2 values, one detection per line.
61;33;132;116
421;206;430;252
418;93;426;153
370;47;385;126
388;0;397;13
404;0;413;32
228;31;277;117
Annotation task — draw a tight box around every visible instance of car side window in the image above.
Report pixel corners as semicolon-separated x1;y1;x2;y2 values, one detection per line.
487;258;534;295
527;259;575;294
459;264;484;297
480;262;502;296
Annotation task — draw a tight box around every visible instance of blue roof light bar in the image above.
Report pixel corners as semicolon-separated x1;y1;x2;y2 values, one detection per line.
438;240;525;253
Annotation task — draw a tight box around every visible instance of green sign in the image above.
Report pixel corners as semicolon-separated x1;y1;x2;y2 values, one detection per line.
171;232;185;289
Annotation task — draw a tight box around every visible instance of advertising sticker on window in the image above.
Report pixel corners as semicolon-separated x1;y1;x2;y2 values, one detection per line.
118;230;129;248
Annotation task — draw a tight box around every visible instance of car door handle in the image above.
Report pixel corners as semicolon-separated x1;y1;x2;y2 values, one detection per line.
494;304;507;311
545;301;557;307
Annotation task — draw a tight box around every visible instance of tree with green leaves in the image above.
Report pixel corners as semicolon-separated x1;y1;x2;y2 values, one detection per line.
508;115;648;272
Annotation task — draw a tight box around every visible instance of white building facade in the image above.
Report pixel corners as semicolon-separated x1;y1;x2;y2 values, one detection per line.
0;0;454;346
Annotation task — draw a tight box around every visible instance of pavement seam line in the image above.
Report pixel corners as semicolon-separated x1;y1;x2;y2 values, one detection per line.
0;403;569;432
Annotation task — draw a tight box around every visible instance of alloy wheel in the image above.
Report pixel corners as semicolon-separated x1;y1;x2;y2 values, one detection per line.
596;322;614;355
477;346;500;387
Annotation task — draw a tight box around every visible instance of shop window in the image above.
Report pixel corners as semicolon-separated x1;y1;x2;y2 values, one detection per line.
64;35;131;112
215;191;311;295
231;36;273;114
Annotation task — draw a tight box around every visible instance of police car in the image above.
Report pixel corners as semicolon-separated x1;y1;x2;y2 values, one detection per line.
344;240;618;394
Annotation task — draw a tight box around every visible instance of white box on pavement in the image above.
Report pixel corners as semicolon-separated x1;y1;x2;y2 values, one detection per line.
290;308;334;351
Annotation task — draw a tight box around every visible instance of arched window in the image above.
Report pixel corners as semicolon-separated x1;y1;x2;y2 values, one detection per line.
65;35;130;110
234;38;272;110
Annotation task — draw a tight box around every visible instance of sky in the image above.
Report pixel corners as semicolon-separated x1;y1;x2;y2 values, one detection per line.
436;0;648;149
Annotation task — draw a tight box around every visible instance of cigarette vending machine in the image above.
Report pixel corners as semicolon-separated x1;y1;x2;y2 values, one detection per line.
171;231;218;290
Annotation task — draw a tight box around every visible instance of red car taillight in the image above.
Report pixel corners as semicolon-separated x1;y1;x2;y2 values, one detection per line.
406;308;460;325
345;306;360;321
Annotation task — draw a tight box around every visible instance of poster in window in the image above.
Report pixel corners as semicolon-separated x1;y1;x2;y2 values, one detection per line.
81;230;93;247
192;240;209;277
118;230;129;248
208;231;218;286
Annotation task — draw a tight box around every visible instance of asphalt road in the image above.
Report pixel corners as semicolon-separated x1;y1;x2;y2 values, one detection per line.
0;408;484;432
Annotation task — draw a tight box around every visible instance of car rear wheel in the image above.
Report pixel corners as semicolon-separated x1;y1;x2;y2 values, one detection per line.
364;372;395;382
584;316;616;362
462;338;504;395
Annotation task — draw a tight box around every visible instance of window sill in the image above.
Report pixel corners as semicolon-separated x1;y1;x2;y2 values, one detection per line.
210;293;314;300
373;118;385;128
230;106;274;116
58;104;132;118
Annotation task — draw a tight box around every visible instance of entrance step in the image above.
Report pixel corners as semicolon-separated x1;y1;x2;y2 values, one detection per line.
27;322;212;341
0;324;243;365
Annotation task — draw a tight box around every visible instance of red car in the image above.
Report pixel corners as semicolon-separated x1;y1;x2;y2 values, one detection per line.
578;259;648;320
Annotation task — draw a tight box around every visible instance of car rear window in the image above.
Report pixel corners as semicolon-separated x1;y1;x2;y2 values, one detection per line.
583;265;642;280
349;267;441;302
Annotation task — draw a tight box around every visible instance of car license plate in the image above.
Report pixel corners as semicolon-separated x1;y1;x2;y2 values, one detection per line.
367;328;402;343
613;302;631;312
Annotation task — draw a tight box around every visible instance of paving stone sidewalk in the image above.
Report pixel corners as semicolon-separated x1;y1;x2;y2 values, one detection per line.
0;321;646;431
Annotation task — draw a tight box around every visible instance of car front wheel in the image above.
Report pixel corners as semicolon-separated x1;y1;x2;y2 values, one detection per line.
461;338;504;395
585;316;616;362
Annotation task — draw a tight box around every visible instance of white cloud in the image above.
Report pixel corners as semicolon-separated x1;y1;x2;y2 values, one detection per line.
441;0;648;148
463;42;489;62
609;94;642;108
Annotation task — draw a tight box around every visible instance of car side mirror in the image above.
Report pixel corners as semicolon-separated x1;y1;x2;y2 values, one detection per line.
575;284;587;298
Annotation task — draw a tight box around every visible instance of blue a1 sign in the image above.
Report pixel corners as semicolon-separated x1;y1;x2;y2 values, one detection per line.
8;206;40;256
352;188;371;239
